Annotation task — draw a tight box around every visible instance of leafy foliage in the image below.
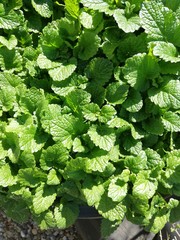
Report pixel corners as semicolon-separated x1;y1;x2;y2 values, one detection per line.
0;0;179;237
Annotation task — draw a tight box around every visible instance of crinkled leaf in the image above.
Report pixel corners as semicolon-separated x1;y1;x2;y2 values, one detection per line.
122;89;143;112
106;82;129;105
95;192;126;221
0;10;21;29
54;201;79;228
64;0;80;19
47;169;60;185
85;57;113;86
124;151;147;173
133;171;158;200
123;137;142;155
153;42;180;63
88;125;116;151
0;164;16;187
82;176;105;206
148;79;180;109
82;103;100;121
108;178;128;202
0;34;17;50
49;58;77;81
123;53;159;91
31;0;53;18
117;33;147;63
0;47;23;72
140;0;180;46
50;114;86;148
33;183;56;214
142;117;164;136
79;10;103;30
18;168;47;187
162;111;180;132
65;89;91;113
98;105;116;123
80;0;115;15
113;9;140;33
40;143;69;170
74;30;101;60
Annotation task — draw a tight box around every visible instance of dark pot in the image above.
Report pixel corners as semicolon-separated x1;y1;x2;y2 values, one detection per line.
75;206;156;240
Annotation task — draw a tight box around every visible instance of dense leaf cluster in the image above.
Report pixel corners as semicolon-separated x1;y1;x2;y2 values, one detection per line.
0;0;179;237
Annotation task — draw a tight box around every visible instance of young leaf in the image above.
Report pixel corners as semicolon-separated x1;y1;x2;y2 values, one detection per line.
82;103;100;121
80;0;115;15
64;0;80;19
113;9;140;33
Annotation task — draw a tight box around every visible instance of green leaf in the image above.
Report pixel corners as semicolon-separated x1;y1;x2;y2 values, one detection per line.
140;0;180;46
31;0;53;18
33;183;56;214
159;61;180;75
85;149;110;173
88;124;116;151
74;30;101;60
122;89;143;112
65;89;91;113
82;176;105;206
54;201;79;229
148;79;180;109
0;34;17;50
79;10;103;31
145;148;164;170
20;151;36;168
162;111;180;132
49;58;77;81
40;143;69;170
72;137;87;152
34;211;56;230
108;178;128;202
18;168;47;188
98;105;116;123
123;53;159;91
82;103;100;121
124;151;147;173
0;164;16;187
95;192;126;221
113;9;140;33
80;0;115;15
47;169;61;185
0;47;23;72
153;42;180;63
106;82;129;105
101;218;121;238
85;57;113;86
142;117;164;136
123;137;142;155
0;10;21;29
133;171;158;200
117;33;147;63
50;114;86;148
0;86;16;112
64;0;80;19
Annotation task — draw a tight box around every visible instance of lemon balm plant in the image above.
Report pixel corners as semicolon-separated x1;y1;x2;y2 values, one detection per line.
0;0;179;238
